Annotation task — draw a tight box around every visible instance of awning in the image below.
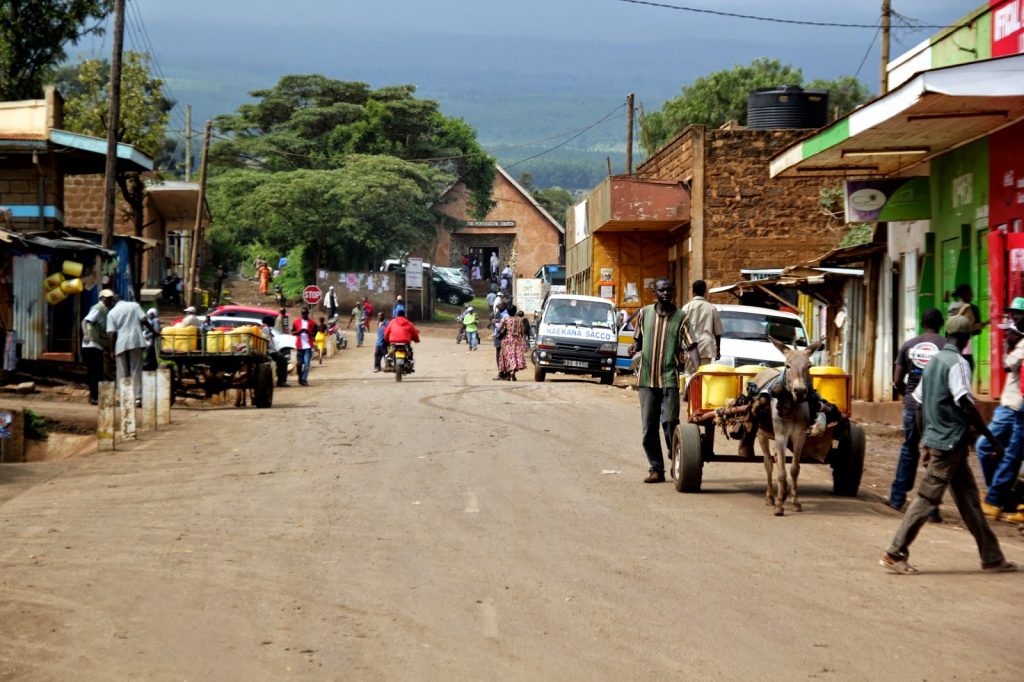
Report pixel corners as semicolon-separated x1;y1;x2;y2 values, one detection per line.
770;53;1024;178
146;179;211;223
48;128;153;174
711;266;863;308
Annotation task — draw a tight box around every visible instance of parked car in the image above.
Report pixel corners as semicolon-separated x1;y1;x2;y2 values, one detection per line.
716;304;811;367
432;269;474;305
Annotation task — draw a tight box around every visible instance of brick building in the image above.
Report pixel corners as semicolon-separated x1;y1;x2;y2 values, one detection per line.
565;124;845;317
431;165;563;289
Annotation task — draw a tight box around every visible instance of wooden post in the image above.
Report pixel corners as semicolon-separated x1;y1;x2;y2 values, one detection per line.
141;371;157;430
157;367;171;426
880;0;891;96
101;0;125;249
119;378;136;440
184;104;192;182
626;92;635;176
97;381;115;451
186;120;213;307
861;256;880;400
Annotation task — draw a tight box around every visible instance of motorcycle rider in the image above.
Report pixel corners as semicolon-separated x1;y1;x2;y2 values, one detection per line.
383;309;420;370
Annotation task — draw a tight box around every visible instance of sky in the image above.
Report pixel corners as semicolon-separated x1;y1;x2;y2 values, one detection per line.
73;0;982;161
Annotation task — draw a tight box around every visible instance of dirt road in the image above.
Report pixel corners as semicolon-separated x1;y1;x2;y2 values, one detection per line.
1;327;1022;680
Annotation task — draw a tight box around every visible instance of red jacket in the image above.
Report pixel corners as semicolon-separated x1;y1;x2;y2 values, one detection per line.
383;316;419;344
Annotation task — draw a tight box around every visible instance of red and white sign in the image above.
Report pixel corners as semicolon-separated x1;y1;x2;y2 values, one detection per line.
302;285;322;305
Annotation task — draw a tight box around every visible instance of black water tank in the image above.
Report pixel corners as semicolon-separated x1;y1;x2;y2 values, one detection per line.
747;85;829;129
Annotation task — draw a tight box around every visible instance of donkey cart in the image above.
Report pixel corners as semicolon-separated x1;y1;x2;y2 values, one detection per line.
670;365;865;496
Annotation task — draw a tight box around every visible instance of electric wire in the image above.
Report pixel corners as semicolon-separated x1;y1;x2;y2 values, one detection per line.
614;0;951;29
853;27;880;81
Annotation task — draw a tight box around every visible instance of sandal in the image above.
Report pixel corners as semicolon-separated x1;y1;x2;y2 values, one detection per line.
981;559;1018;573
879;553;920;575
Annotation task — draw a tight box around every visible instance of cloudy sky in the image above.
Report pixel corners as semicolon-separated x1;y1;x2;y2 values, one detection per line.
75;0;981;159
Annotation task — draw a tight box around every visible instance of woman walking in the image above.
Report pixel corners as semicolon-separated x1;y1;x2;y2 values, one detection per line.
496;304;528;381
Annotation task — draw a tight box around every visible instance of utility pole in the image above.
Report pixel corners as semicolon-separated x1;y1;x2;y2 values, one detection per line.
880;0;891;96
185;104;192;182
626;92;635;176
186;121;212;307
101;0;126;249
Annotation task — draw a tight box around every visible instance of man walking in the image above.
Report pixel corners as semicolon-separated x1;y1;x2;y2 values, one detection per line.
887;308;945;517
392;295;406;318
291;306;317;386
106;296;158;407
880;315;1016;574
462;305;479;351
976;296;1024;523
680;279;722;373
323;285;339;319
81;289;115;405
373;312;388;373
629;278;694;484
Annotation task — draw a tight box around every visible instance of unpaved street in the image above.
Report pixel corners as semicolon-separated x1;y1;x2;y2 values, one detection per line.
1;327;1022;680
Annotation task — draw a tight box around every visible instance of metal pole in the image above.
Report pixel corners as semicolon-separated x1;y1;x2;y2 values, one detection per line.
101;0;125;249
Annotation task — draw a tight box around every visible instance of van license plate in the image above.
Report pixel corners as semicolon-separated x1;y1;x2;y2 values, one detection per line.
564;360;587;368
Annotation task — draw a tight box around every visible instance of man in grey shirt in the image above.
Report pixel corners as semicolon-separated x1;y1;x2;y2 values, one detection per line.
680;280;722;373
106;297;158;407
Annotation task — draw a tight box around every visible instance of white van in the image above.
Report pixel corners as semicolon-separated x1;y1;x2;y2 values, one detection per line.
531;294;618;384
716;304;811;367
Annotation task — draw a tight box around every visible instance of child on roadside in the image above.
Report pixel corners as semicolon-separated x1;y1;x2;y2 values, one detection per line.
315;316;327;364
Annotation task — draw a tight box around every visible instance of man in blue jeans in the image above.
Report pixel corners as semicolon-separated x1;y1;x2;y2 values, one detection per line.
291;306;317;386
888;308;945;520
976;296;1024;523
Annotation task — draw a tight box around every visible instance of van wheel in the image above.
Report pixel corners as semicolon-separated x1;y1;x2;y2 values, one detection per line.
534;367;546;382
600;372;613;385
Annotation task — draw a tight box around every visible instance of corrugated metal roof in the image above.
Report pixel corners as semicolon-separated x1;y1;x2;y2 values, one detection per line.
13;254;46;361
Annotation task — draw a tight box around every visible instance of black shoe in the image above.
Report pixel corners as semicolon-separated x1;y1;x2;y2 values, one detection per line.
88;398;98;405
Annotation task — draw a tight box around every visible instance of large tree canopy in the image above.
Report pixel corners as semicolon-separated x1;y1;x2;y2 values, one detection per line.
641;58;872;154
0;0;112;100
208;74;496;275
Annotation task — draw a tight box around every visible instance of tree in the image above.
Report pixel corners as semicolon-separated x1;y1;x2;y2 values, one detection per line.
517;172;572;228
641;58;872;154
0;0;112;100
208;74;496;278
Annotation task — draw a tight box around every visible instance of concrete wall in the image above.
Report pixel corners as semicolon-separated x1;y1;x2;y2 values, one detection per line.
0;154;63;231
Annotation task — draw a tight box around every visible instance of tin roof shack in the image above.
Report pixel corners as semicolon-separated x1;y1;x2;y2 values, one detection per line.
0;87;152;371
431;166;563;294
565;125;844;317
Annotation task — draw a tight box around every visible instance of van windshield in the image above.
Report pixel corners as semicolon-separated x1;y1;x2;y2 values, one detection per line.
544;300;615;328
720;310;807;345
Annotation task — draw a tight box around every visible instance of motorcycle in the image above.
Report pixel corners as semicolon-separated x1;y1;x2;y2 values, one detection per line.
383;342;414;382
326;316;347;350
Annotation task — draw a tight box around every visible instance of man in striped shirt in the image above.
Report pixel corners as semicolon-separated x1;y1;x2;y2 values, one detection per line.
629;278;696;483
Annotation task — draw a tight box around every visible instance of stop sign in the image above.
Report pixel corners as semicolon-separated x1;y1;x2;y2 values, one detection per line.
302;285;322;305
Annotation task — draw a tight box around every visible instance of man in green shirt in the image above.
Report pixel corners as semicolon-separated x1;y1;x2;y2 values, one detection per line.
880;315;1016;574
629;279;695;483
461;306;479;351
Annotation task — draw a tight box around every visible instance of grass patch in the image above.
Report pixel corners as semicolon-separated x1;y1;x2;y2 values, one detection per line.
433;296;490;322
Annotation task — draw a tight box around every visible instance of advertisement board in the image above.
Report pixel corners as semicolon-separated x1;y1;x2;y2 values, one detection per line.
843;177;931;223
515;278;544;315
406;258;423;289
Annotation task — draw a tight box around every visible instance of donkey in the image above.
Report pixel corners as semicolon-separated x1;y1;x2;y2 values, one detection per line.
756;337;826;516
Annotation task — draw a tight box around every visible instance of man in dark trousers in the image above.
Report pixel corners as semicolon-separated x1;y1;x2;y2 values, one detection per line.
628;278;695;484
880;315;1016;574
887;307;945;518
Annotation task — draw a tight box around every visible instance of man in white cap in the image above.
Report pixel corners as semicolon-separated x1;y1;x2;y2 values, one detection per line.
324;285;339;319
392;294;405;319
81;289;116;405
106;296;159;407
181;305;201;328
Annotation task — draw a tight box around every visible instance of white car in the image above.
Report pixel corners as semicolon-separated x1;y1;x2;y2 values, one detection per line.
716;304;811;367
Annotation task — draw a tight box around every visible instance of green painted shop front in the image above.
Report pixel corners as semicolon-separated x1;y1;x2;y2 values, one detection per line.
920;139;991;392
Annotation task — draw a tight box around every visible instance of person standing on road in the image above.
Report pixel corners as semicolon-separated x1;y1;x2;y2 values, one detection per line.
315;316;327;365
355;304;367;347
887;307;945;517
373;312;389;372
143;308;161;371
976;297;1024;524
261;315;289;387
492;300;509;376
489;251;499;280
496;304;527;381
462;306;479;351
628;278;695;484
392;295;406;318
679;280;722;373
291;306;317;386
81;288;115;405
106;296;158;408
323;286;339;319
880;315;1016;575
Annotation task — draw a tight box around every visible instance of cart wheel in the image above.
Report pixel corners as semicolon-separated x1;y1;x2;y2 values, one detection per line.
832;422;864;496
534;366;546;382
672;423;703;493
253;361;274;408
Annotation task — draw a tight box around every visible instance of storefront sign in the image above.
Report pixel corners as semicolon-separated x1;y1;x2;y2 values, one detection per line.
844;177;931;222
992;0;1024;57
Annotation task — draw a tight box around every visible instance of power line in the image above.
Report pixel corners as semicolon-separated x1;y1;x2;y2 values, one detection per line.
614;0;950;29
125;0;189;134
853;27;880;80
506;103;627;169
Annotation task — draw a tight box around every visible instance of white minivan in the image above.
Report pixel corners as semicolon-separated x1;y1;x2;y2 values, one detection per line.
716;304;811;367
532;294;618;384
